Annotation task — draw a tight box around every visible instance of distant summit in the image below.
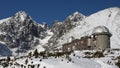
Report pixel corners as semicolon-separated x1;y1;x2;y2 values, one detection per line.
13;11;32;22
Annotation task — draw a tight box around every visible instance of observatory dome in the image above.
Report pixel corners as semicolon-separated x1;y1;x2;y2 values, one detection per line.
92;26;109;34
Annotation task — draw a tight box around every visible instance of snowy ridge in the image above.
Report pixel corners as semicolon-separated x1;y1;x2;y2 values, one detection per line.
56;7;120;48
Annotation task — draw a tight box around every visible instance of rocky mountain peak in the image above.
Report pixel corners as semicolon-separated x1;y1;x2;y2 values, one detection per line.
73;11;85;17
13;11;31;22
66;11;85;22
0;11;49;55
15;11;27;15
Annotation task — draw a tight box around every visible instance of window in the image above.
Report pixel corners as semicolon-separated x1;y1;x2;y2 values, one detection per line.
81;41;83;44
72;46;76;50
88;46;91;49
68;48;71;51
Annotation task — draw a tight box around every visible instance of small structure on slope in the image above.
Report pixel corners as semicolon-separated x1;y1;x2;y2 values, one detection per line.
63;26;112;52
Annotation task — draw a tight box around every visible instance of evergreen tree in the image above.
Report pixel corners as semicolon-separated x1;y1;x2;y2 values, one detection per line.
28;52;32;58
7;56;11;62
25;59;28;64
33;49;39;58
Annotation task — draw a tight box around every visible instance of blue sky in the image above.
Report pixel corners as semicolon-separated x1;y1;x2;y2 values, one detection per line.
0;0;120;25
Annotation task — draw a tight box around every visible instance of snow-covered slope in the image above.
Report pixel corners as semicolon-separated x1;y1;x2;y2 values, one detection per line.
0;49;119;68
57;7;120;48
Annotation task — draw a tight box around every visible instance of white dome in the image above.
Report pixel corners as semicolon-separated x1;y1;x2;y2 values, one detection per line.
93;26;109;34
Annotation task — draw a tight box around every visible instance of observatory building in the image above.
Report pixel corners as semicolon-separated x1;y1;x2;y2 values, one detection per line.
63;26;112;52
